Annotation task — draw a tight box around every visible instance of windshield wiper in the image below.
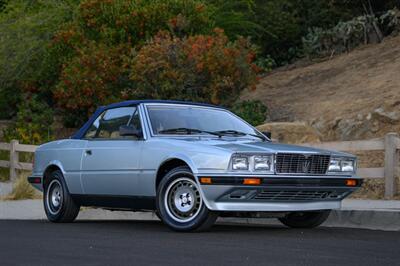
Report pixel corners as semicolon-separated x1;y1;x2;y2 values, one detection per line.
158;128;220;136
158;128;267;141
213;130;267;141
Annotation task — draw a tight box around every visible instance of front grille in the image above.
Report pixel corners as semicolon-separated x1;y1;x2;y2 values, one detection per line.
254;190;345;201
276;153;330;175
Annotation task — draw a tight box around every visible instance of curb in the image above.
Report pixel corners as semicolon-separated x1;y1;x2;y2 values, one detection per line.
0;199;399;231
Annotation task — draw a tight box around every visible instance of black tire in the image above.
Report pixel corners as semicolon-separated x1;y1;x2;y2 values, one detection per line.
43;170;80;223
279;210;331;229
156;166;218;232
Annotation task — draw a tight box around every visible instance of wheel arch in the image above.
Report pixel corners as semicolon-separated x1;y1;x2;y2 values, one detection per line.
155;156;196;189
42;161;66;188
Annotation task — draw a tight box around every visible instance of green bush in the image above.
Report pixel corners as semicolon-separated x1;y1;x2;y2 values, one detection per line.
232;100;268;126
0;0;79;119
3;94;54;145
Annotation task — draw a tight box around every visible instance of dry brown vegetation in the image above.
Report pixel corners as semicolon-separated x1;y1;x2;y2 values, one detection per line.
2;172;38;200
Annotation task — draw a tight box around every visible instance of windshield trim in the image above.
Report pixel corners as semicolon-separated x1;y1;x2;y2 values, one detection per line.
142;103;269;141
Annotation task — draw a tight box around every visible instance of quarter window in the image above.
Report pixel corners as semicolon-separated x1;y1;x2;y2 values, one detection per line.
85;106;139;139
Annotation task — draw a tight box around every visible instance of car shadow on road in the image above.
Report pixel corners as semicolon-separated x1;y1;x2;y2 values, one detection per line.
66;219;309;234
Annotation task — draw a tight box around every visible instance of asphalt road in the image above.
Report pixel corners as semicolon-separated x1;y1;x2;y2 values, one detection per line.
0;220;399;266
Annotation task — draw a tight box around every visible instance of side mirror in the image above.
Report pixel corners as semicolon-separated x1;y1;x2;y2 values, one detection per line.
262;131;272;139
119;125;142;138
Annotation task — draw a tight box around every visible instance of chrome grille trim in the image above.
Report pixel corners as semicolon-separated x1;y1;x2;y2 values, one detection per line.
275;153;330;175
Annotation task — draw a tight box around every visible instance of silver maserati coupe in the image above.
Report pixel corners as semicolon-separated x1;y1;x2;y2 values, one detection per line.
28;100;362;231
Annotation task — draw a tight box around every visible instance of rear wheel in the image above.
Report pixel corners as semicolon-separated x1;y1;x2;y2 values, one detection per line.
156;166;218;232
279;210;331;228
43;170;80;223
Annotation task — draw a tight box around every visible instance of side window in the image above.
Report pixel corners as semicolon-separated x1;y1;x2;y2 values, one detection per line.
84;106;138;139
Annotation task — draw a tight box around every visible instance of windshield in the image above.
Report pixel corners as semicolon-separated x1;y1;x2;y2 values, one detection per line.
146;105;263;139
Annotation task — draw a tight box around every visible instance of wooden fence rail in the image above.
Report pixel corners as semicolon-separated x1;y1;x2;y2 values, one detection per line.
0;133;399;197
0;140;38;180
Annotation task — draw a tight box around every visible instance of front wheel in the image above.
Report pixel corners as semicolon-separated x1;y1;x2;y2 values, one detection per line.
156;166;218;232
43;170;80;223
279;210;331;228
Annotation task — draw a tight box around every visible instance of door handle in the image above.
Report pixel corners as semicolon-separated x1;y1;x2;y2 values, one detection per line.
85;150;92;155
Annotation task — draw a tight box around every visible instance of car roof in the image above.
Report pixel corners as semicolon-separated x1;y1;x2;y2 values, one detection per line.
104;99;221;109
71;100;224;139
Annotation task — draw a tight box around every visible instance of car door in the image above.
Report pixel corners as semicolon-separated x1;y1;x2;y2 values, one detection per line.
80;106;143;196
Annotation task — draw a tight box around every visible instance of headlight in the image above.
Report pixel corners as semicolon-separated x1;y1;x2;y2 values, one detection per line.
231;154;274;172
328;159;341;172
232;156;249;170
328;157;356;173
254;155;273;171
341;159;355;172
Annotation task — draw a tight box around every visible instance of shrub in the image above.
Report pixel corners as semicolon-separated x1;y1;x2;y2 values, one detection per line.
0;0;79;119
302;9;399;58
54;43;132;126
232;100;268;126
5;173;36;200
3;94;54;145
128;29;260;106
77;0;213;45
51;0;217;125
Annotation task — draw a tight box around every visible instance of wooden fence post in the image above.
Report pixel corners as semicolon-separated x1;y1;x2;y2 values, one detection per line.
9;139;19;182
384;133;399;198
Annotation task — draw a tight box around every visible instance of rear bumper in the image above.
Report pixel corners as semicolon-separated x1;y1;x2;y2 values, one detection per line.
27;175;43;192
196;175;362;212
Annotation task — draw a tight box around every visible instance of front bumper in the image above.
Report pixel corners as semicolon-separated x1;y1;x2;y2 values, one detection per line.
196;175;362;212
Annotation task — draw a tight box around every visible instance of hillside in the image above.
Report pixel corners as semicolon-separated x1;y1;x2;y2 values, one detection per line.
241;35;400;141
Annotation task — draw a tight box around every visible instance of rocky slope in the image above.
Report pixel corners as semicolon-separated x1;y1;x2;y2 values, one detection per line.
242;35;400;141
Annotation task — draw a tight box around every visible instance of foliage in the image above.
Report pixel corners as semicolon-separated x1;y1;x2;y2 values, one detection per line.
76;0;213;44
0;0;79;119
255;55;277;73
51;0;219;126
128;29;260;106
0;0;7;12
54;43;131;126
302;9;399;58
206;0;265;40
3;94;54;145
232;100;267;126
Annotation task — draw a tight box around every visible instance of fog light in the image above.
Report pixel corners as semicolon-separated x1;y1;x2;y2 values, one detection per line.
243;178;261;185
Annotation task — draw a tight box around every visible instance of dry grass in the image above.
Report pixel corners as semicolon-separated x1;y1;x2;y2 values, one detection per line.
3;172;39;200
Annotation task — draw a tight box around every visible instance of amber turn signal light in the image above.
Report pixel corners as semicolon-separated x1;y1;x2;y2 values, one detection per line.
200;177;212;184
243;178;261;185
345;179;357;186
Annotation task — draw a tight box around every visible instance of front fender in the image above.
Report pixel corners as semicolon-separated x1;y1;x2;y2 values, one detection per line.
158;153;198;174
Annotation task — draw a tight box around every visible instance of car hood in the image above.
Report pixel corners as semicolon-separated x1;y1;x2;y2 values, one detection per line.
175;138;354;158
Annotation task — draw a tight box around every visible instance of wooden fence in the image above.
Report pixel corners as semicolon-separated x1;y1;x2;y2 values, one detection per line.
0;133;399;197
0;140;37;181
301;132;400;198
